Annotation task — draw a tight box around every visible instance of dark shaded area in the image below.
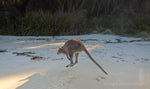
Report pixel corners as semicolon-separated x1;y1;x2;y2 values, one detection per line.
30;56;44;60
105;39;149;44
12;51;46;60
0;0;150;36
12;52;35;56
0;49;7;53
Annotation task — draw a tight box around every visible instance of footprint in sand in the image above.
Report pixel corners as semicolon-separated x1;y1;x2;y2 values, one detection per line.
95;76;106;82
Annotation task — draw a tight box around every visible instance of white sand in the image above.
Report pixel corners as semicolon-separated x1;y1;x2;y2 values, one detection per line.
0;34;150;89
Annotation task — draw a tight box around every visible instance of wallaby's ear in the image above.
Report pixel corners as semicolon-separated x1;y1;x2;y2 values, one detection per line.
58;47;62;49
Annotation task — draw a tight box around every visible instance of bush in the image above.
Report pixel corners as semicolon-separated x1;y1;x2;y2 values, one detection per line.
17;11;71;36
1;0;150;37
1;10;93;36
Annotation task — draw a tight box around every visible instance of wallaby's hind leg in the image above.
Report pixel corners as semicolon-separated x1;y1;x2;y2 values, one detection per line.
75;53;79;64
66;53;75;67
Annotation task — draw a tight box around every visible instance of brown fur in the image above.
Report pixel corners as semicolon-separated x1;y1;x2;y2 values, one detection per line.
57;38;108;75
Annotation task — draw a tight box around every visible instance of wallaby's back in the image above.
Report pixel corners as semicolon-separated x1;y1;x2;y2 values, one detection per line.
62;38;85;53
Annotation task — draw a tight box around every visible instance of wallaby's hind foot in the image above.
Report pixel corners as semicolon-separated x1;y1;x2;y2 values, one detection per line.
66;63;77;67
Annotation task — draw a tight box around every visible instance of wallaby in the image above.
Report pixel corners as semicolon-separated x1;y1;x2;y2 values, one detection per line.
57;38;108;75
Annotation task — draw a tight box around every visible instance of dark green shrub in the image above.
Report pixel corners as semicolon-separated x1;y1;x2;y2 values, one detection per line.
11;11;91;36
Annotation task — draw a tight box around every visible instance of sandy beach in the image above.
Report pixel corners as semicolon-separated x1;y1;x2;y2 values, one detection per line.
0;34;150;89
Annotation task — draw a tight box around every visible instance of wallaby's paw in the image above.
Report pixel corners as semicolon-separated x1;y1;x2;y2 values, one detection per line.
66;64;74;67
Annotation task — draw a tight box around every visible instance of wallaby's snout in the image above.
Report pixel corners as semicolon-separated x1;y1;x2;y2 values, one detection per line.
57;47;62;55
57;52;60;55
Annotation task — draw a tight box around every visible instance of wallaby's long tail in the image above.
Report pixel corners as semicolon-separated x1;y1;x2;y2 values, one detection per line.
84;48;108;75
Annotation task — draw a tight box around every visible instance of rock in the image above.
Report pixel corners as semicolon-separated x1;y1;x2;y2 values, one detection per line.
101;29;115;34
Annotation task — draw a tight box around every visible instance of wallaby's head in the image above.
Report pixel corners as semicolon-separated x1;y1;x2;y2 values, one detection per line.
57;47;64;55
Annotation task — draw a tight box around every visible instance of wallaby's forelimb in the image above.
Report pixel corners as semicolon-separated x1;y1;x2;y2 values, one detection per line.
66;54;70;60
75;53;79;63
